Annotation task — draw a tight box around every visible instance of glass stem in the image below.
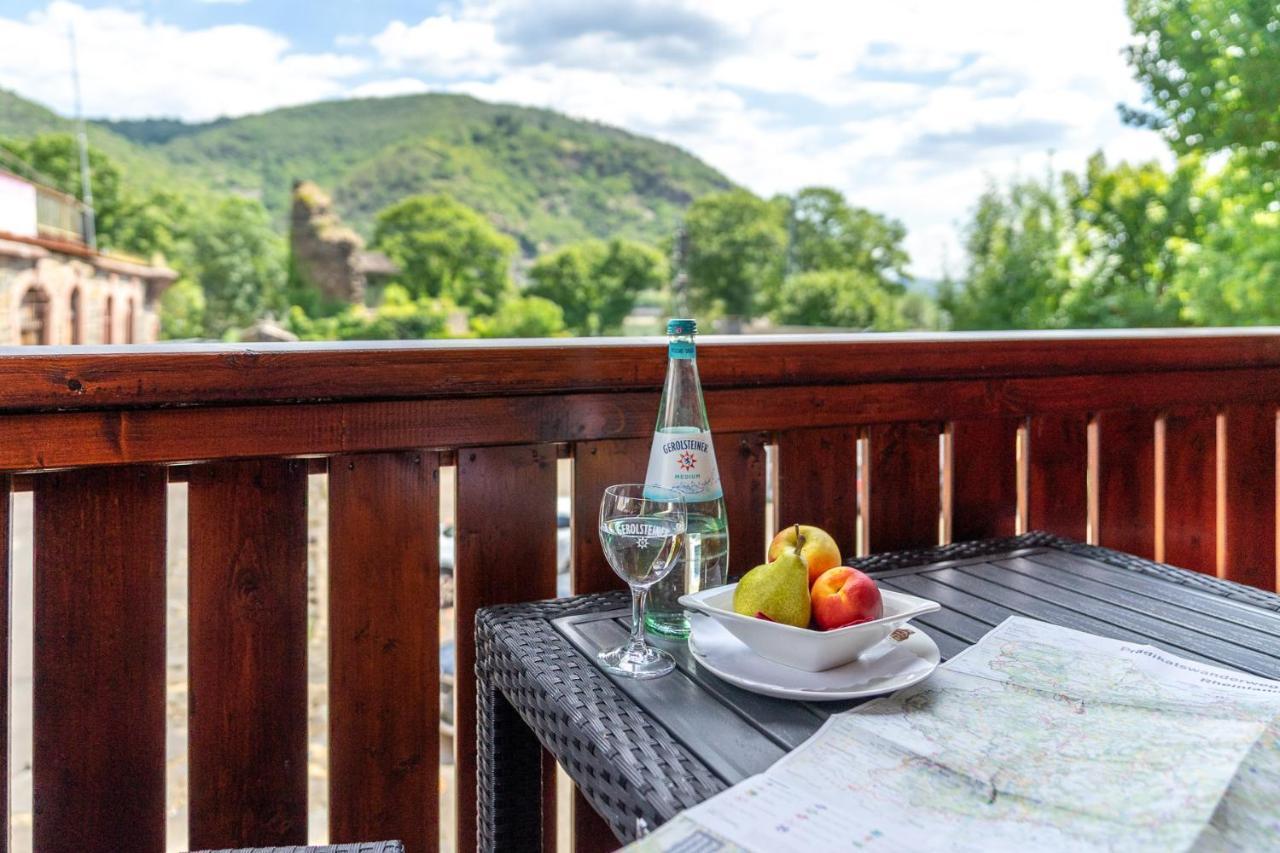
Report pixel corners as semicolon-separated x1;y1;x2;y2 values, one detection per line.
629;586;649;656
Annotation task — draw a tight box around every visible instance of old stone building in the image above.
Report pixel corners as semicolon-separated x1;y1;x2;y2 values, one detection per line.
290;180;397;305
0;170;176;345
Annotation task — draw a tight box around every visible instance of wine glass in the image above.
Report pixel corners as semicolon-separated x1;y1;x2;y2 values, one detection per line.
597;483;687;679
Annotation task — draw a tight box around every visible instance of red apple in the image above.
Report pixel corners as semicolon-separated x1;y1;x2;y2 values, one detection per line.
768;523;842;587
810;566;883;630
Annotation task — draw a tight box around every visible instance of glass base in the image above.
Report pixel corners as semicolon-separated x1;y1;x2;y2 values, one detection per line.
645;609;690;639
597;642;675;679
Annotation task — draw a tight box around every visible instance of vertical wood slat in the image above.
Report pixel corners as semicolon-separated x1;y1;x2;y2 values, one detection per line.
1221;405;1278;590
1161;407;1218;574
33;467;167;852
949;418;1019;542
1095;411;1157;559
541;752;558;853
572;793;619;853
572;438;648;595
865;422;942;553
776;427;858;558
329;452;439;853
188;459;309;849
1027;414;1089;540
714;431;768;579
0;475;8;853
455;445;559;853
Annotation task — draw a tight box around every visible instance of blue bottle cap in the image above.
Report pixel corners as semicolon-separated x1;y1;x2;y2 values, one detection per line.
667;318;697;336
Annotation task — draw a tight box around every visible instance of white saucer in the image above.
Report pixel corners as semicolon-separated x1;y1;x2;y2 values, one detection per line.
688;612;940;701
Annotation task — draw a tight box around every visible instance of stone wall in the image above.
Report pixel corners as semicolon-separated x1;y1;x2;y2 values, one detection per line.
0;238;173;345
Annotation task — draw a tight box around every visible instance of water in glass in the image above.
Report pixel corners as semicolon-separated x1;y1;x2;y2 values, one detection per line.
596;483;686;679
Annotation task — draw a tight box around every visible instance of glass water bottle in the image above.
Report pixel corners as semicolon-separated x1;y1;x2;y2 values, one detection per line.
643;318;729;637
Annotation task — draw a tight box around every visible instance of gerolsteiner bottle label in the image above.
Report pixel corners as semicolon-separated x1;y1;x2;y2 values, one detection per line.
644;428;723;501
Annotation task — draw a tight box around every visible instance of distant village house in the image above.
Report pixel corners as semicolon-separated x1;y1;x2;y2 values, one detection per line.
0;169;176;345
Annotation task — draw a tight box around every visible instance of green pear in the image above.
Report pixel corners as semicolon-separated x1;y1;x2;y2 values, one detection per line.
732;550;811;627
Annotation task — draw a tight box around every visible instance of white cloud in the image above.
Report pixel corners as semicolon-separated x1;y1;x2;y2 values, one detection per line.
449;66;751;139
0;2;366;121
370;14;507;78
349;77;432;99
367;0;1165;277
0;0;1169;278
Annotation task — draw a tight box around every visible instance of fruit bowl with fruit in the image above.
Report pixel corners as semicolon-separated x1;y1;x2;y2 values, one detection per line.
679;524;940;672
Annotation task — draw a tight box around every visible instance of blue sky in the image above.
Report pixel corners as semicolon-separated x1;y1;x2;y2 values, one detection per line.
0;0;434;50
0;1;1169;277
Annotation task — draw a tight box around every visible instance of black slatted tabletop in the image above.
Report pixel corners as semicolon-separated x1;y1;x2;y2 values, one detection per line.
474;533;1280;850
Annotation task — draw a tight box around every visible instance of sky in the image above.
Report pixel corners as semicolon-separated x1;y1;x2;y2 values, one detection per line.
0;0;1171;278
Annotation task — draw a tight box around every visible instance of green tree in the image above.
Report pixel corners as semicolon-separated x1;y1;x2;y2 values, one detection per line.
1121;1;1280;326
471;295;566;338
365;284;453;338
898;291;942;330
684;189;786;327
372;194;516;314
940;174;1070;330
1124;0;1280;165
1170;158;1280;324
158;279;206;339
527;238;667;335
790;187;910;282
0;133;193;263
0;133;123;238
286;285;453;341
189;197;287;337
1057;153;1203;327
773;269;908;330
769;186;923;329
111;189;191;262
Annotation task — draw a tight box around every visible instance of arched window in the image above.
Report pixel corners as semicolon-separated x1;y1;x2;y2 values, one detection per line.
126;298;136;344
103;295;114;344
19;287;50;345
69;287;82;345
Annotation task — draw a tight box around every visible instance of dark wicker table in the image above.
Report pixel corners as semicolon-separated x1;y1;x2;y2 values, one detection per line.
475;532;1280;851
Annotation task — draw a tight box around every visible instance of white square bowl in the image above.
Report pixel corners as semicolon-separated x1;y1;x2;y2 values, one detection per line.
678;583;941;672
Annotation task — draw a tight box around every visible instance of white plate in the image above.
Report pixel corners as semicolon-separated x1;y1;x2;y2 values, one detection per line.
688;612;940;701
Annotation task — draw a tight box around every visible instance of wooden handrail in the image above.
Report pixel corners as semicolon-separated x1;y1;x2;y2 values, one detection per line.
3;328;1280;412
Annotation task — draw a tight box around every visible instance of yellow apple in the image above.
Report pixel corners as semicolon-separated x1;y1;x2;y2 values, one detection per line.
767;523;842;587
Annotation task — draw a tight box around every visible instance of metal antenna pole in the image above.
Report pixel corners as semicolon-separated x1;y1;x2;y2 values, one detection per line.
69;23;96;251
671;225;689;317
785;195;796;278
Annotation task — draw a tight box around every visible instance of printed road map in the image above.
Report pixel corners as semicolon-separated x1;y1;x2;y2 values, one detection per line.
630;617;1280;852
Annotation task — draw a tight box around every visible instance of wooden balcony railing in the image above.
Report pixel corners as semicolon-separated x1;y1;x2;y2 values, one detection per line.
0;329;1278;852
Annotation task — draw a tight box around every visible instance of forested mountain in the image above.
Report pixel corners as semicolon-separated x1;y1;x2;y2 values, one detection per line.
0;88;732;254
0;88;195;191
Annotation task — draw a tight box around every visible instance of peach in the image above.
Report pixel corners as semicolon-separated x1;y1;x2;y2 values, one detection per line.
768;524;842;587
810;566;883;631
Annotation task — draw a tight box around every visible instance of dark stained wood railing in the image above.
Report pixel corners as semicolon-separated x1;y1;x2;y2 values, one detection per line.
0;329;1278;852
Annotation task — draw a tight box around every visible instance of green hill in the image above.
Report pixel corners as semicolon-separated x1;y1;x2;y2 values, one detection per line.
0;87;66;136
0;87;200;195
1;88;733;255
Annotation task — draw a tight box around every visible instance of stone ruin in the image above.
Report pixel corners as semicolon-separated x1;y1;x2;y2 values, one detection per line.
289;180;397;305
